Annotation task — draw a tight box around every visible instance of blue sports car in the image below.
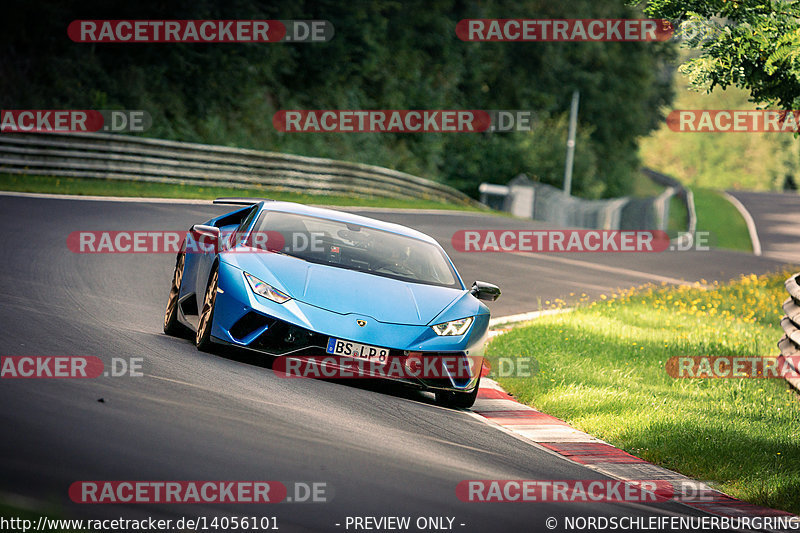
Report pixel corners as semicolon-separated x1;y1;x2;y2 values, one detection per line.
163;198;500;408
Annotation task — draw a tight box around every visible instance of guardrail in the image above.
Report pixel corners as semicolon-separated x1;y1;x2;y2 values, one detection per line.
0;132;481;207
480;175;631;229
479;170;697;234
778;272;800;392
641;168;697;241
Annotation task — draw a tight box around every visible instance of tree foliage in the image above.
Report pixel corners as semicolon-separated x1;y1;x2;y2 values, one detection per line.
1;0;675;198
641;0;800;109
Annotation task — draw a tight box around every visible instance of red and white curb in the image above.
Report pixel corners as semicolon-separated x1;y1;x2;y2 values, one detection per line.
471;377;796;523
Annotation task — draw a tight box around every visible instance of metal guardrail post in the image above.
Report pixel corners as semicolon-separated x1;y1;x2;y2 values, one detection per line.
653;186;676;231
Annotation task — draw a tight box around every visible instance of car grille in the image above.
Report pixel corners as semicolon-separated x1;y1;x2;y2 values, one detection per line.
230;312;472;387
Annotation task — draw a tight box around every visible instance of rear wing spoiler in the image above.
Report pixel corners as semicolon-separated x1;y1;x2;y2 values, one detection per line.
213;197;273;206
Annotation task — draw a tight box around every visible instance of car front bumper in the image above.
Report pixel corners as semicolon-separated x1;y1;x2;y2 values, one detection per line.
210;260;489;393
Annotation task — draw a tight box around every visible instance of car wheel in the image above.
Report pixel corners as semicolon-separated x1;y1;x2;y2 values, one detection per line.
163;252;188;336
435;376;480;409
196;266;218;352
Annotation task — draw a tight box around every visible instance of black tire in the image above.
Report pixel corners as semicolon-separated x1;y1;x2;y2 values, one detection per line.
163;252;188;336
435;376;480;409
196;266;219;352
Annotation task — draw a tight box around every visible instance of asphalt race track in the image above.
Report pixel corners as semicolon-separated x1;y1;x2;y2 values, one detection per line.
347;207;792;315
0;194;792;532
727;190;800;265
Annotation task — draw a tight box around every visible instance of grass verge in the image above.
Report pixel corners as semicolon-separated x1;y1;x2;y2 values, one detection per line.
639;63;797;191
0;173;481;211
692;187;753;252
631;170;667;198
488;271;800;514
667;194;688;237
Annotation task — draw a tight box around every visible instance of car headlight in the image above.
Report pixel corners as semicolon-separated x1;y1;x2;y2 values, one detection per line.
431;317;473;336
244;272;291;304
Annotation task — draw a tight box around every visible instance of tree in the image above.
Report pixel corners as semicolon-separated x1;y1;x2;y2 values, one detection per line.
641;0;800;109
1;0;676;198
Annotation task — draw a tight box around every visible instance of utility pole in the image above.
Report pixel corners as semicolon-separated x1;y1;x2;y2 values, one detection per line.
563;90;580;196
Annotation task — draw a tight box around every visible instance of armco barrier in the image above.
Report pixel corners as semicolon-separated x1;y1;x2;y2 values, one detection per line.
0;132;481;206
480;175;632;230
642;167;697;242
778;272;800;392
479;171;697;233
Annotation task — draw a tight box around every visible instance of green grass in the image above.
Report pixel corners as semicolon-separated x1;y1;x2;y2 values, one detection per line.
0;173;482;211
631;170;667;198
639;63;798;192
692;187;753;252
629;172;688;238
667;194;688;236
489;271;800;514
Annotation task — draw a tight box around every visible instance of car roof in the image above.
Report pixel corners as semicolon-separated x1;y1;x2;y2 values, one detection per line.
258;201;442;246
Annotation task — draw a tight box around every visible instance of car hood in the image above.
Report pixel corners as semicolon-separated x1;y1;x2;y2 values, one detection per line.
227;252;464;325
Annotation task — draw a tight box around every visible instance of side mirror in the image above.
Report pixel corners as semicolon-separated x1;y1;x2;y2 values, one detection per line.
189;224;221;253
470;281;501;302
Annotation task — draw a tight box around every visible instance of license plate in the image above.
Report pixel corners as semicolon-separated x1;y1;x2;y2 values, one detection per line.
326;337;389;364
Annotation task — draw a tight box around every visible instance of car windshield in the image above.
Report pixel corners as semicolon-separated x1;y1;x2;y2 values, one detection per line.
247;210;460;288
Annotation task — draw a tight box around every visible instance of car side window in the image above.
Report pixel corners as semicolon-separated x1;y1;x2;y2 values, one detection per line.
235;206;259;247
